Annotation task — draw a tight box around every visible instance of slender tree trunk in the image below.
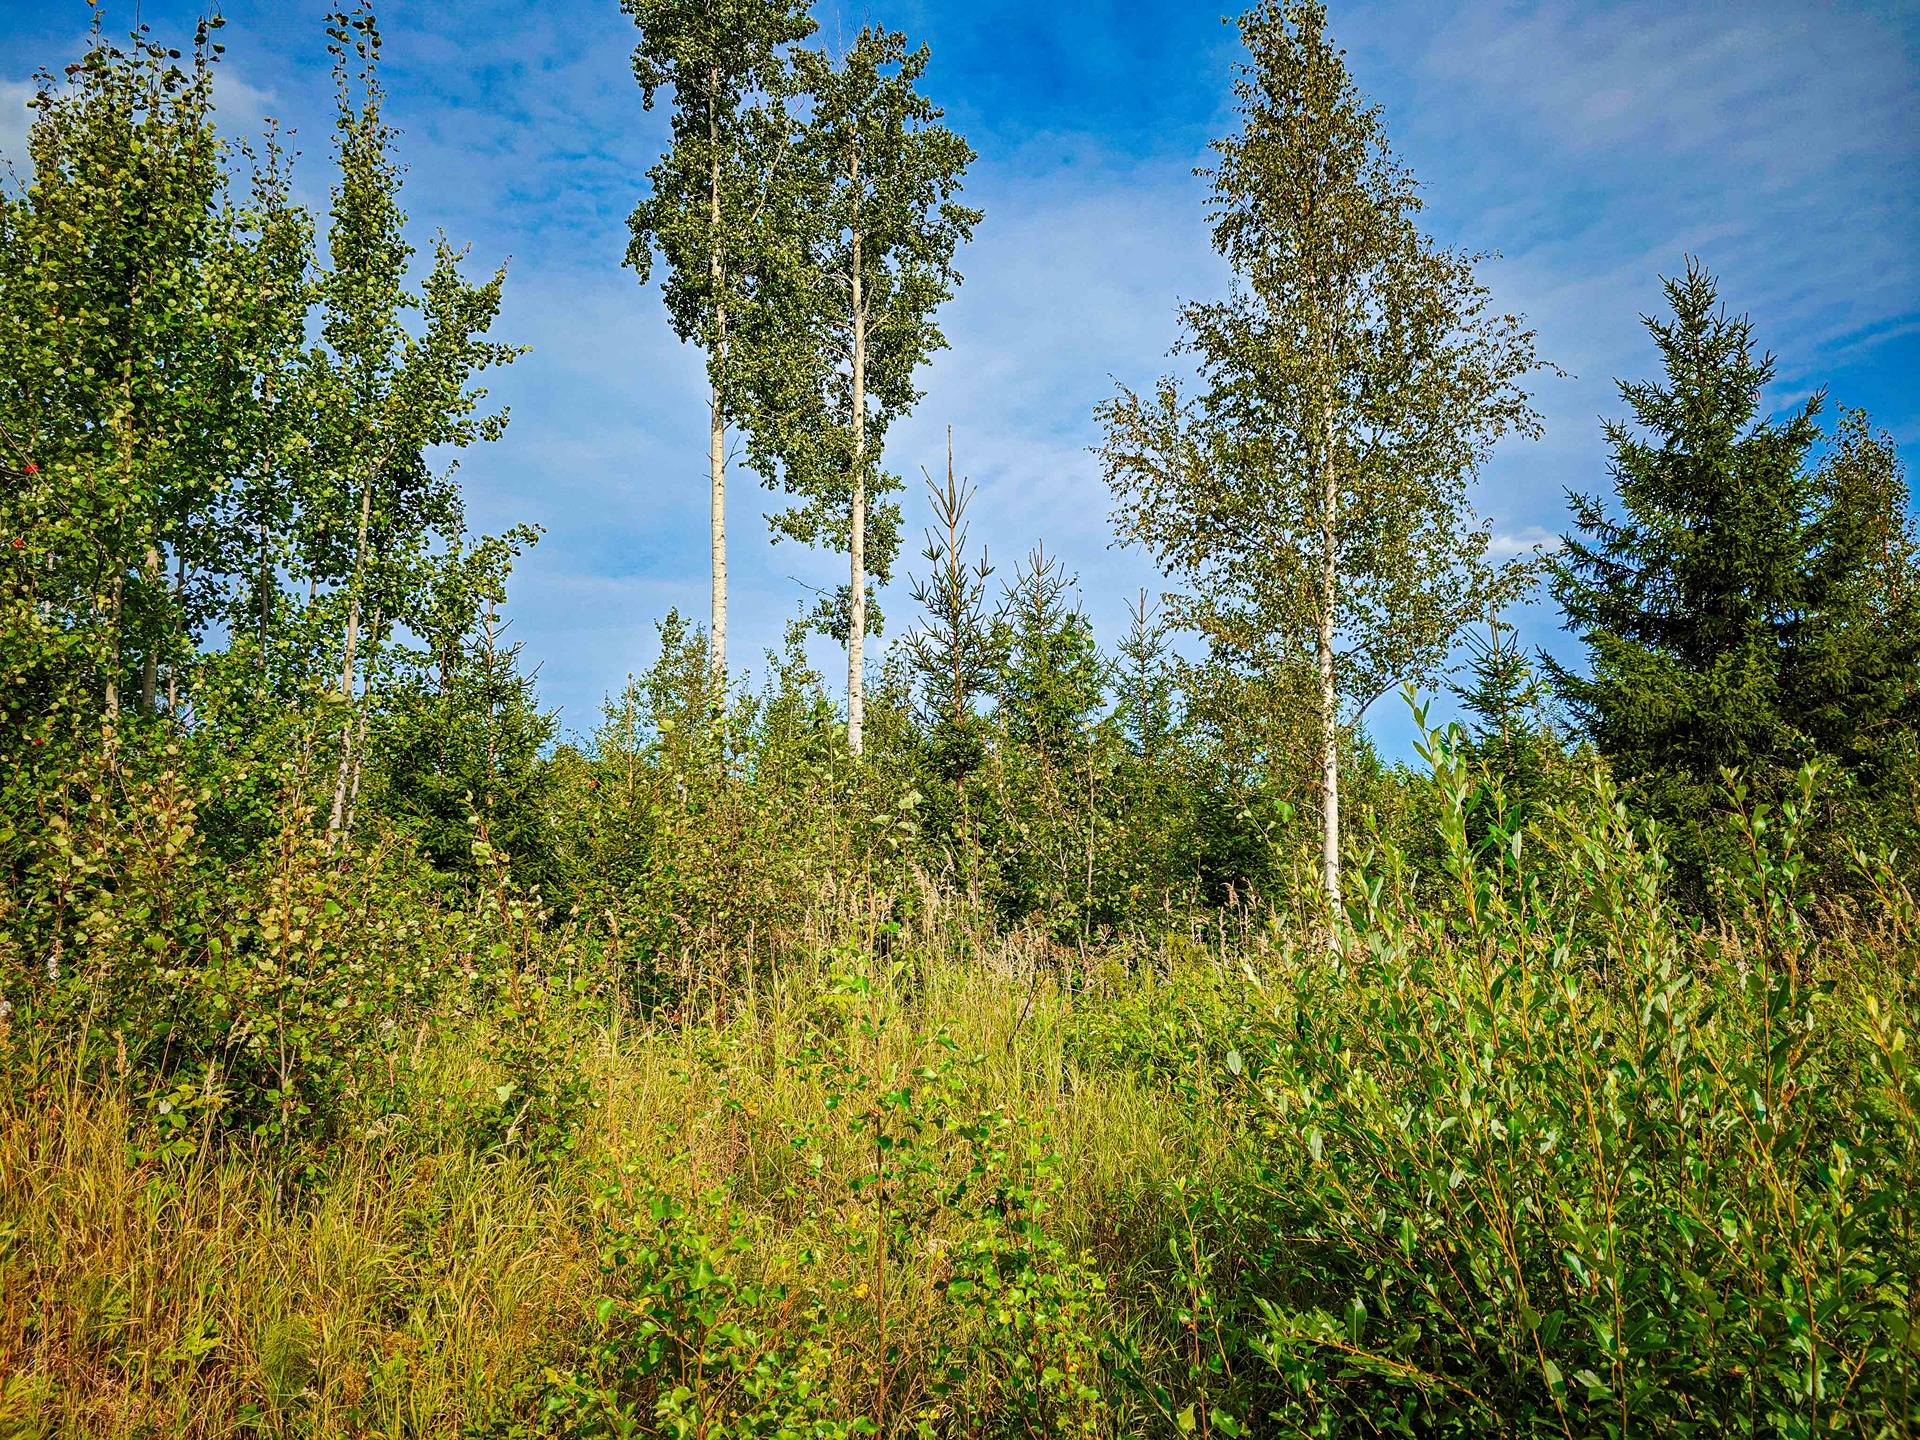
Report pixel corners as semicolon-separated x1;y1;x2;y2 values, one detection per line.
708;376;727;688
706;86;728;689
326;601;364;839
482;600;499;819
337;481;374;708
108;283;138;740
1084;756;1097;941
847;152;867;757
167;549;186;714
257;375;278;656
257;515;273;653
104;572;123;725
140;543;161;713
946;429;963;727
1317;393;1341;908
327;478;375;842
340;606;379;847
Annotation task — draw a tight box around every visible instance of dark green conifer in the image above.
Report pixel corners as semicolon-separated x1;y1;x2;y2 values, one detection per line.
1787;410;1920;791
1454;607;1550;797
1551;261;1920;872
1550;262;1819;817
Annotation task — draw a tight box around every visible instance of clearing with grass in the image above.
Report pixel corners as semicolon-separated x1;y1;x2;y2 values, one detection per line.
2;2;1917;1437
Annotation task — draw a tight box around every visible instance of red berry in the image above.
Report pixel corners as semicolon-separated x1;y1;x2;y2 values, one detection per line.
21;462;37;475
9;538;21;549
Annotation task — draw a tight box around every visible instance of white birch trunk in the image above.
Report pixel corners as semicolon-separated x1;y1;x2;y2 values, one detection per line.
708;377;727;690
104;573;122;726
846;151;867;758
706;87;728;689
140;543;161;713
1317;395;1341;908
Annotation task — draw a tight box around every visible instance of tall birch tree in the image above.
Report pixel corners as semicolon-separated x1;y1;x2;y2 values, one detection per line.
310;6;520;844
218;124;316;682
764;28;978;756
623;0;815;687
1098;0;1545;903
0;18;238;730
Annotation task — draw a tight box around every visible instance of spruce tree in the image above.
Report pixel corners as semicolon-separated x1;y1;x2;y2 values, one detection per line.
1548;260;1823;832
1787;410;1920;791
1453;606;1553;816
988;546;1109;932
901;431;996;881
375;551;556;885
1116;590;1176;763
903;429;996;734
1107;591;1194;925
995;546;1104;769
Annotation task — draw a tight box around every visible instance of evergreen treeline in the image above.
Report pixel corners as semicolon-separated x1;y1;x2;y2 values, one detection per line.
2;4;1917;1437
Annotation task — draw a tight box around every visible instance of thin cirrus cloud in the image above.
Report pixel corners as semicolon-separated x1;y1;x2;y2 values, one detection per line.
1395;0;1918;375
0;0;1914;757
0;77;30;162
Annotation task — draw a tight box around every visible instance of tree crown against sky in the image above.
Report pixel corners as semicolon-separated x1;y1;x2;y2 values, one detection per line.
1099;0;1548;898
3;0;1909;746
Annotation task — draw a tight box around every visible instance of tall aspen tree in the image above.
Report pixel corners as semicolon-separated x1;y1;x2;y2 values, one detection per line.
623;0;815;688
0;19;232;729
313;6;519;845
765;29;977;756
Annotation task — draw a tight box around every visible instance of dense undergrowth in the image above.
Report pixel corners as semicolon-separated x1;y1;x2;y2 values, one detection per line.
4;727;1916;1440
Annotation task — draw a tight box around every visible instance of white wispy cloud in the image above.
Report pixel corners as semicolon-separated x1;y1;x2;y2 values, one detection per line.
1488;526;1564;560
0;78;35;171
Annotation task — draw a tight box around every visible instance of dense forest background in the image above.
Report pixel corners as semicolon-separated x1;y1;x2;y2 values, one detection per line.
2;2;1918;1437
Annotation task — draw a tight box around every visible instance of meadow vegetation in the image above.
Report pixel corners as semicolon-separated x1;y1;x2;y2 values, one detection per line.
4;705;1917;1437
2;3;1917;1437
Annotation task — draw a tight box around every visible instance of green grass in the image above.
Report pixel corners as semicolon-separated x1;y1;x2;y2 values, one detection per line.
0;949;1205;1437
5;762;1918;1437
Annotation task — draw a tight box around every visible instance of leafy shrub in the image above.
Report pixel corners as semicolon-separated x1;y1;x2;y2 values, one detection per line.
1186;737;1919;1435
472;980;594;1164
938;1109;1113;1435
546;1176;860;1440
3;741;455;1149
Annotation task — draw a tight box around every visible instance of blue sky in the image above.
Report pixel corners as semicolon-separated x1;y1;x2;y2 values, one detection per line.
2;0;1916;755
